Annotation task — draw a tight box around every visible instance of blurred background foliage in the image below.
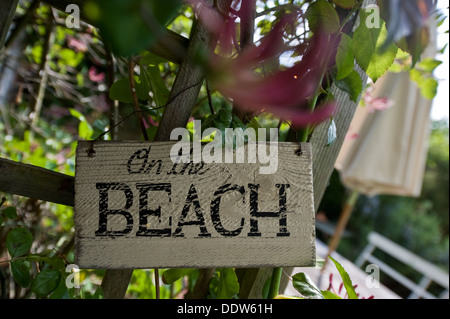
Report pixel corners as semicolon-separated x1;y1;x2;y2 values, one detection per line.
318;119;449;297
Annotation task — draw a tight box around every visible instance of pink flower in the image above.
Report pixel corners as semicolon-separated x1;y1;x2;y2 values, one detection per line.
88;66;105;82
147;116;159;127
327;273;374;299
186;0;338;127
68;36;88;52
363;88;394;113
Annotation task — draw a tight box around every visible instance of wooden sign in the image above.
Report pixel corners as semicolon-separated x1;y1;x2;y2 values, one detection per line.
74;141;316;269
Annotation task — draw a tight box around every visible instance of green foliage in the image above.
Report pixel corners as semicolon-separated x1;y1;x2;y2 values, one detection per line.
6;228;33;258
335;34;355;81
289;256;359;299
209;268;240;299
335;70;363;102
328;256;357;299
292;273;324;299
69;109;94;140
10;260;32;288
31;269;61;297
353;11;398;82
0;199;101;299
331;0;357;9
85;0;182;57
305;0;341;34
162;268;195;285
409;58;442;100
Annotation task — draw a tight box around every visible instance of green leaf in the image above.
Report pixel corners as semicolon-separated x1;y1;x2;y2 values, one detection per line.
418;77;439;100
417;58;443;73
331;0;357;9
31;269;61;297
261;275;272;299
144;65;170;107
11;260;32;288
140;52;167;66
135;75;151;101
336;34;355;81
2;206;17;219
409;69;439;100
216;268;239;299
365;25;398;82
305;0;341;34
353;10;382;72
85;0;182;57
335;70;363;102
321;290;342;299
78;122;94;140
58;48;83;68
6;227;33;258
354;10;398;81
162;268;195;284
49;277;69;299
70;109;94;140
202;109;233;145
109;78;133;104
329;256;358;299
292;273;324;299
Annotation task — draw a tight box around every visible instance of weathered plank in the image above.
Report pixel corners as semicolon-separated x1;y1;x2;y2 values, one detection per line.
0;157;74;207
310;73;368;211
74;141;315;269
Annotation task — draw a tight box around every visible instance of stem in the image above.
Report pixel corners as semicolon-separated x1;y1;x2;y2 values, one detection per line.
128;59;149;141
30;16;54;141
154;269;160;299
267;267;283;299
105;46;118;141
205;80;215;115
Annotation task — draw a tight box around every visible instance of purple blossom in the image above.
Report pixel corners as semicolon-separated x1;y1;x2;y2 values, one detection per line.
186;0;338;127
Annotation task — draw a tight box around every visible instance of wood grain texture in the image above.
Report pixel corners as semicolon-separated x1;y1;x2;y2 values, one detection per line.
0;157;74;206
154;19;215;140
74;141;316;269
310;73;368;211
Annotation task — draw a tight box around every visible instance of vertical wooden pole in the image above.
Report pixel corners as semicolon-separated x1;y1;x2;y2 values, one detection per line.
321;190;360;272
100;51;134;298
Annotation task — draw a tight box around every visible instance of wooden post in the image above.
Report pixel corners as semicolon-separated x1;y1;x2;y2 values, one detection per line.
0;158;74;207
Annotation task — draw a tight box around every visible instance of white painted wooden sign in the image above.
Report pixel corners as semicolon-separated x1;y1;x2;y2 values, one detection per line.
74;141;316;269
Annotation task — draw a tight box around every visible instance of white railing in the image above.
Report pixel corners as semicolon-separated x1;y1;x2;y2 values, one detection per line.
355;232;449;299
